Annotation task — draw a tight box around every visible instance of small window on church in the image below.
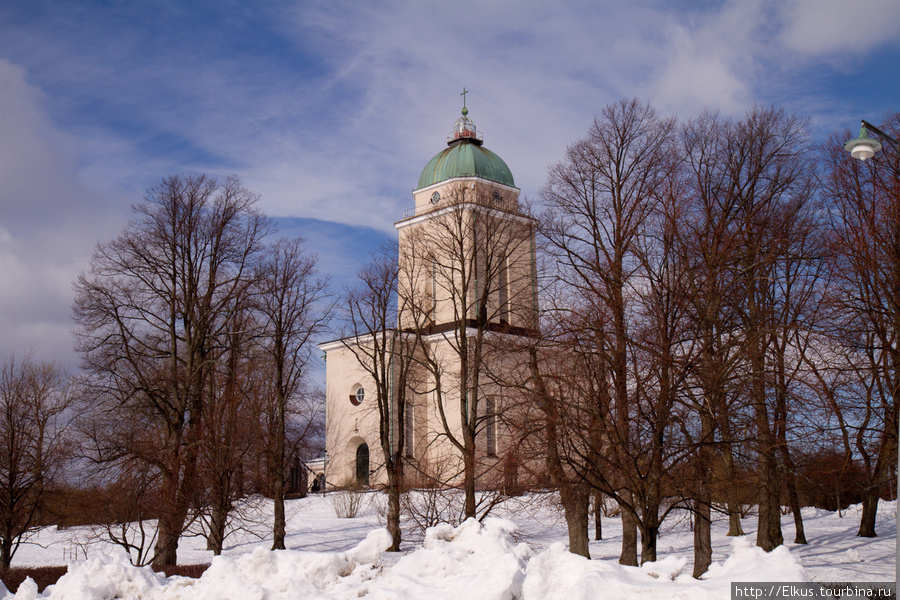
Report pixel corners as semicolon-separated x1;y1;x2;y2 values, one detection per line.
349;384;365;405
486;397;497;456
405;397;415;457
498;252;509;323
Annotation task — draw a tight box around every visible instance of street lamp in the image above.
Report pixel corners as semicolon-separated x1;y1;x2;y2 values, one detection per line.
844;119;895;160
844;118;898;588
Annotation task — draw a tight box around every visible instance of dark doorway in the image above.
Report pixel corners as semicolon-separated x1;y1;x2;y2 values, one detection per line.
355;443;370;487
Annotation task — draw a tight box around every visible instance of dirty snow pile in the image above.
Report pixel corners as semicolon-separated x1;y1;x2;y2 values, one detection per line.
2;518;806;600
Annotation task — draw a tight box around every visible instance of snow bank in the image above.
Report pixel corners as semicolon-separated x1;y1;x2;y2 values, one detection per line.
522;535;806;600
14;551;168;600
367;518;531;599
703;536;807;584
6;519;809;600
6;529;392;600
178;528;392;600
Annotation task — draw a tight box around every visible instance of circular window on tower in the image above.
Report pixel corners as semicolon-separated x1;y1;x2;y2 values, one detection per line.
492;191;502;204
349;384;365;406
431;191;441;204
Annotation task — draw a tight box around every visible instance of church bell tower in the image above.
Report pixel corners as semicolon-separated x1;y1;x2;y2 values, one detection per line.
321;97;538;491
395;101;538;337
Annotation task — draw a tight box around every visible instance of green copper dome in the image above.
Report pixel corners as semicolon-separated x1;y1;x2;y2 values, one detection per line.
416;106;515;190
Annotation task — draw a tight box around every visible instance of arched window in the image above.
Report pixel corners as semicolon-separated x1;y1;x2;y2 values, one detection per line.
355;443;370;486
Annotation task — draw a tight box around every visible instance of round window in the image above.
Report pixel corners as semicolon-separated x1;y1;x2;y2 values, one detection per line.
431;191;441;204
350;385;365;405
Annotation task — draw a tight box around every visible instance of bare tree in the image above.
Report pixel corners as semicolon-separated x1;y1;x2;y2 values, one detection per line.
341;244;422;551
821;113;900;538
256;237;330;550
676;110;750;574
520;328;594;558
0;354;75;568
676;108;818;564
197;318;268;555
73;174;272;565
725;107;816;553
540;98;678;565
91;458;160;566
766;203;824;546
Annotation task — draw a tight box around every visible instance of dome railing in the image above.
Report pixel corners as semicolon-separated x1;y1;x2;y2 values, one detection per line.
447;129;483;143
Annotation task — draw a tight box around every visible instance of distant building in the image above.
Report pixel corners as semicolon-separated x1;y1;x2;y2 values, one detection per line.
320;102;538;491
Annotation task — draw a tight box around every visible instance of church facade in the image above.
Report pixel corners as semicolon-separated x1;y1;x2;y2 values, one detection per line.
320;104;539;491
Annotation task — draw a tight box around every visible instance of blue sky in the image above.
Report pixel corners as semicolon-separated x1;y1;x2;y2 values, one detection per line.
1;0;899;369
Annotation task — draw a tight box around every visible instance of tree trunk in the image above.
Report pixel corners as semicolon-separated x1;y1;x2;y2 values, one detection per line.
721;437;745;536
619;491;638;566
272;385;286;551
153;423;200;566
153;518;181;566
857;488;879;537
640;523;659;564
728;510;744;537
593;492;603;541
272;477;286;551
858;399;898;538
153;467;185;566
207;504;227;555
750;336;783;552
0;537;11;570
383;444;402;551
692;496;712;578
561;484;590;558
386;469;402;551
693;408;715;578
780;445;807;544
463;441;476;520
532;346;588;557
755;430;784;551
773;346;806;544
640;503;660;564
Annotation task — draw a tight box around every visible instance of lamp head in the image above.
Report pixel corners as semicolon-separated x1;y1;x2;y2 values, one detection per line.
844;125;882;161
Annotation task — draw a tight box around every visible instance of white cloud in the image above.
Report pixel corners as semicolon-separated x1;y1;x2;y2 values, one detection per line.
780;0;900;56
0;59;127;369
643;2;772;117
652;23;751;117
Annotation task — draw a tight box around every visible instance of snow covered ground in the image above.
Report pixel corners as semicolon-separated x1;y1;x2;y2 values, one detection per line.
6;493;897;599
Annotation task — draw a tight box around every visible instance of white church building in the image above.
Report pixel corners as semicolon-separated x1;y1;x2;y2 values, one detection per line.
320;101;539;491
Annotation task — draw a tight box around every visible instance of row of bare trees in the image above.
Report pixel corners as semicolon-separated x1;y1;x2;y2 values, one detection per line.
521;100;898;575
72;174;329;565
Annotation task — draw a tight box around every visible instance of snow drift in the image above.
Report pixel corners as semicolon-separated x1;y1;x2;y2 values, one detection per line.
5;517;809;600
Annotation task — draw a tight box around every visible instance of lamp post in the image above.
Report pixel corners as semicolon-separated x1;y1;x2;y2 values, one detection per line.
844;119;899;587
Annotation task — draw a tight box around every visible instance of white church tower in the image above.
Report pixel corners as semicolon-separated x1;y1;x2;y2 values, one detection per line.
320;98;538;490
